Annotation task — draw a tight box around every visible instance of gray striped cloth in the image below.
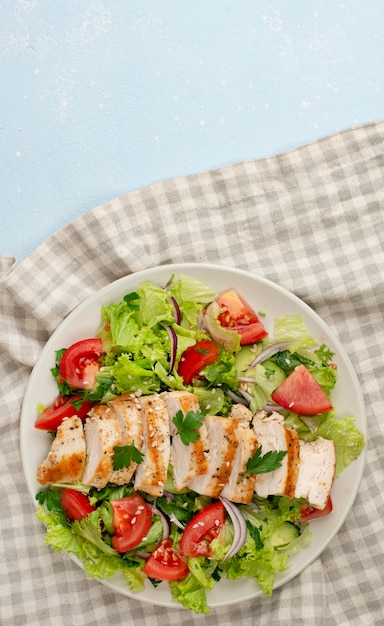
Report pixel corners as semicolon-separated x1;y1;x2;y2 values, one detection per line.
1;121;383;626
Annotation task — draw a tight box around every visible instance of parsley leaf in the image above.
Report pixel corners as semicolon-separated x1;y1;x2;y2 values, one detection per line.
242;446;287;479
172;410;205;445
113;442;144;471
35;488;63;512
246;520;264;550
269;350;314;374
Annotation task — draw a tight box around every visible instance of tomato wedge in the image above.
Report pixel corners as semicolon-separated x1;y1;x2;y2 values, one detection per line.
59;338;103;390
34;394;92;430
180;501;226;557
216;289;268;345
60;488;96;521
111;494;153;553
271;364;333;415
298;496;333;521
143;539;189;581
177;339;219;384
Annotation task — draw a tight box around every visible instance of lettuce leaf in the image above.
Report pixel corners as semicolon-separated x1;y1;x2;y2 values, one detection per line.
169;572;210;614
316;414;365;475
36;506;145;589
274;315;317;350
170;275;217;328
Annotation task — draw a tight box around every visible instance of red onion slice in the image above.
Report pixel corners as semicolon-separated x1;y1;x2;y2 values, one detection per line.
236;388;253;404
169;513;185;530
169;296;181;325
161;324;178;373
219;497;248;560
263;403;285;412
246;342;291;370
151;503;171;541
226;389;250;406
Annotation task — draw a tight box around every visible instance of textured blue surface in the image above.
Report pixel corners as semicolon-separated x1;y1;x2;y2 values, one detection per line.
1;1;383;260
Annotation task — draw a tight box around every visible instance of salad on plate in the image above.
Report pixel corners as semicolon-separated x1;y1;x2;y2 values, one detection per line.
32;272;365;614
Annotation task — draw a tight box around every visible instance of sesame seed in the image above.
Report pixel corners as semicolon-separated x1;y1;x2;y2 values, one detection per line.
131;517;137;525
157;481;164;486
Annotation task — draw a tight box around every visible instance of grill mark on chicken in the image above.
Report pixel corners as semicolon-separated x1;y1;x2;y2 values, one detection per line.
220;422;258;504
134;395;170;497
82;405;123;488
187;415;238;497
108;394;143;485
37;416;86;485
253;411;300;499
285;429;300;499
162;390;209;490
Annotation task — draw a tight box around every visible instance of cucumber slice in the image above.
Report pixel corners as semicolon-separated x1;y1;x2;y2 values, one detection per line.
269;522;300;547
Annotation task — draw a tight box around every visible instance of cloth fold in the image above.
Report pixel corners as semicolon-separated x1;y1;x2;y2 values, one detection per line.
1;120;383;625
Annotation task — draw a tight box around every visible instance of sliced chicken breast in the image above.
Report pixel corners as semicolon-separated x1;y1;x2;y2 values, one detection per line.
187;415;238;498
134;394;171;497
220;421;258;503
109;394;144;485
82;404;123;488
229;403;253;423
37;416;86;485
252;411;300;498
294;437;336;509
162;390;209;491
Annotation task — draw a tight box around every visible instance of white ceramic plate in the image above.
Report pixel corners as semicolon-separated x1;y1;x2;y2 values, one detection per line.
20;263;366;610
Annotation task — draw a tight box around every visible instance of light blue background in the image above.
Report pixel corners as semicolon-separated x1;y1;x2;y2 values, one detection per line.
1;1;383;261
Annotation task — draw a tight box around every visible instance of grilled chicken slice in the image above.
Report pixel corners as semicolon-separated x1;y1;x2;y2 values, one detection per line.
220;421;258;503
134;394;170;497
109;394;144;485
252;411;300;498
37;416;86;485
229;403;253;423
82;404;123;488
187;415;238;497
162;390;209;491
294;437;336;509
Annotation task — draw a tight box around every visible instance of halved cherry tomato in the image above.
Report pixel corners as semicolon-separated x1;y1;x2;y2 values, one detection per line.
215;289;268;345
180;501;226;557
34;394;92;430
271;364;333;415
298;496;333;521
60;488;96;521
111;494;153;553
178;339;219;384
59;338;103;390
143;539;189;581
